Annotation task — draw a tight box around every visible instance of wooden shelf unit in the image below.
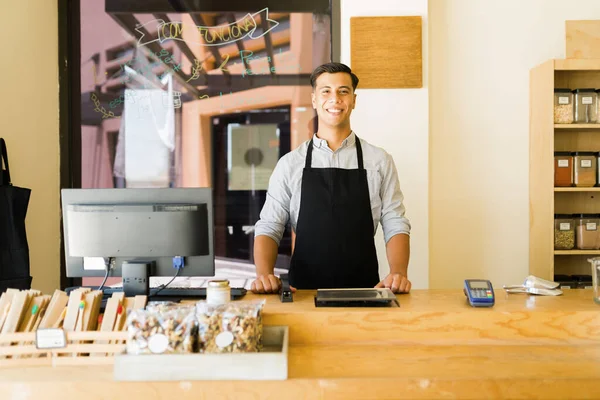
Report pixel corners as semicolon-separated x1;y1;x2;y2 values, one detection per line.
530;59;600;280
554;250;600;255
554;124;600;130
554;187;600;192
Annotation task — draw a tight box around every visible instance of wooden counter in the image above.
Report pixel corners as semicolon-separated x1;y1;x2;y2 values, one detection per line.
1;289;600;399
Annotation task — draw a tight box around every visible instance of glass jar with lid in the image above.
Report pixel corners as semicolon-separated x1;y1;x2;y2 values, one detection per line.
597;89;600;124
575;214;600;250
554;152;573;187
206;279;231;305
554;88;574;124
573;152;597;187
573;89;598;124
597;152;600;185
554;214;575;250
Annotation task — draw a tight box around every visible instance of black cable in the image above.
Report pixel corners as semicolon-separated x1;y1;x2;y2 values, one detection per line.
151;267;181;296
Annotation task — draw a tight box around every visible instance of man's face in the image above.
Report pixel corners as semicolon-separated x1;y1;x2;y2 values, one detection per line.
311;72;356;129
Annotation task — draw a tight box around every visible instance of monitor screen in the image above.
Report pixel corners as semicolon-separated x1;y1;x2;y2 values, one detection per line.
61;188;214;278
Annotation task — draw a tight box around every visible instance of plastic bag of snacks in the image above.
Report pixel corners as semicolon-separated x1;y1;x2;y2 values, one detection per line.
196;300;265;353
145;301;194;313
127;308;198;354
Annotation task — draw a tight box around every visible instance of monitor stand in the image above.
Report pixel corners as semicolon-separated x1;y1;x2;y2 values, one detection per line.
122;261;151;297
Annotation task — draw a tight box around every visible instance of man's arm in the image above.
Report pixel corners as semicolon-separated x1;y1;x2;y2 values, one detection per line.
376;152;412;292
252;156;293;293
252;236;282;293
386;233;410;277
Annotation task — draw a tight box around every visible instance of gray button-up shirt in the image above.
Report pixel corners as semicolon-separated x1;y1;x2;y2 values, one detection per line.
254;132;411;245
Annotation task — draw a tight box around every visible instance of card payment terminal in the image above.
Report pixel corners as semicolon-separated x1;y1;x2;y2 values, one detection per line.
463;279;495;307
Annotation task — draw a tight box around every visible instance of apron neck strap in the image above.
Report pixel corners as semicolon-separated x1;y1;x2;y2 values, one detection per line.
354;135;364;170
305;134;365;170
305;139;314;168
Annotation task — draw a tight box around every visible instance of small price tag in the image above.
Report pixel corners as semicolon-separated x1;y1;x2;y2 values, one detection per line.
581;160;592;168
36;328;67;350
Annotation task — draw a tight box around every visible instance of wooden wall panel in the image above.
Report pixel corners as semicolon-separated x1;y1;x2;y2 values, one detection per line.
350;16;422;89
566;20;600;59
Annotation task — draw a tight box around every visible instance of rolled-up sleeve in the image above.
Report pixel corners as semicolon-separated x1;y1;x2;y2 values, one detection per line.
380;152;411;243
254;156;291;246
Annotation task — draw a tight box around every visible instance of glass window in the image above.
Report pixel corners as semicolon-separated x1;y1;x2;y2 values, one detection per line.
64;0;332;282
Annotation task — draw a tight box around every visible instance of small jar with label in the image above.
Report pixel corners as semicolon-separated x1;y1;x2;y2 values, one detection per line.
206;280;231;305
575;214;600;250
573;89;598;124
597;152;600;185
554;152;573;187
597;89;600;124
573;152;597;187
554;88;574;124
554;214;575;250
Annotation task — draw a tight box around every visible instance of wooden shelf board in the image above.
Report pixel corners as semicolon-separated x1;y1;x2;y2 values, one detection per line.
554;59;600;71
555;124;600;130
554;187;600;192
554;250;600;255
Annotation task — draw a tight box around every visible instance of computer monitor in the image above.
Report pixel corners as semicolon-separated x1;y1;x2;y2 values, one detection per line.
61;188;215;293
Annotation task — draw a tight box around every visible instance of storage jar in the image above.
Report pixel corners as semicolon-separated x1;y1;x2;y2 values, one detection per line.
589;258;600;304
554;274;576;289
206;279;231;305
597;89;600;124
575;214;600;250
572;274;593;289
554;89;574;124
573;152;597;187
554;152;573;187
554;214;575;250
573;89;598;123
597;152;600;185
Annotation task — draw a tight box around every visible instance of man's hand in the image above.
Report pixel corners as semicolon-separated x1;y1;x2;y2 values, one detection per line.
375;273;411;293
251;274;297;294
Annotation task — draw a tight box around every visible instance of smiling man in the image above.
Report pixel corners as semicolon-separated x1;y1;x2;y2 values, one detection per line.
251;62;411;294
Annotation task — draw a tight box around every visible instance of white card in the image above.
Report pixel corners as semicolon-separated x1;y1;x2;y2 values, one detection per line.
36;328;67;349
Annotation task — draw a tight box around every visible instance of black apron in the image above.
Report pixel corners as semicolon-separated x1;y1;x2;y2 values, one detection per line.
289;135;379;289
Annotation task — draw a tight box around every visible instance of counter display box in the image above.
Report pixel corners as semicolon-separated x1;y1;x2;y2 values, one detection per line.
114;325;288;381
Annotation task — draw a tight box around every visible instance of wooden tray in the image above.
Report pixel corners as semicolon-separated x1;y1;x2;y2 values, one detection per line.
0;331;127;367
114;326;288;381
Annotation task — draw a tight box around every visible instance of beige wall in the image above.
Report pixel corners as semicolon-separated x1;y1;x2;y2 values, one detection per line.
429;0;600;289
341;0;430;288
1;1;60;293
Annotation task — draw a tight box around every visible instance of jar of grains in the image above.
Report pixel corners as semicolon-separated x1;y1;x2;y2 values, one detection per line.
554;152;573;187
554;88;574;124
573;89;598;124
554;214;575;250
573;152;597;187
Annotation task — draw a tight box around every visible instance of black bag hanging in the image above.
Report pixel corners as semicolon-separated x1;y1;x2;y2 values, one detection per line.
0;138;32;292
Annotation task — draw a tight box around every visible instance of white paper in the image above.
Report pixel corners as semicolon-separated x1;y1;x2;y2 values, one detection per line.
123;87;174;188
36;328;66;349
83;257;106;271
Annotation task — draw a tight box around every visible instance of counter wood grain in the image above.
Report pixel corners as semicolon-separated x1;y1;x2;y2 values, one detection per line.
2;289;599;399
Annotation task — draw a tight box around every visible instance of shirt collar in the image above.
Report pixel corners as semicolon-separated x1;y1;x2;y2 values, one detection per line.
312;131;356;149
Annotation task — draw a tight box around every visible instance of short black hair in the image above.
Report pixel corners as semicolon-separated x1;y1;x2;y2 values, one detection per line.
310;63;359;91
